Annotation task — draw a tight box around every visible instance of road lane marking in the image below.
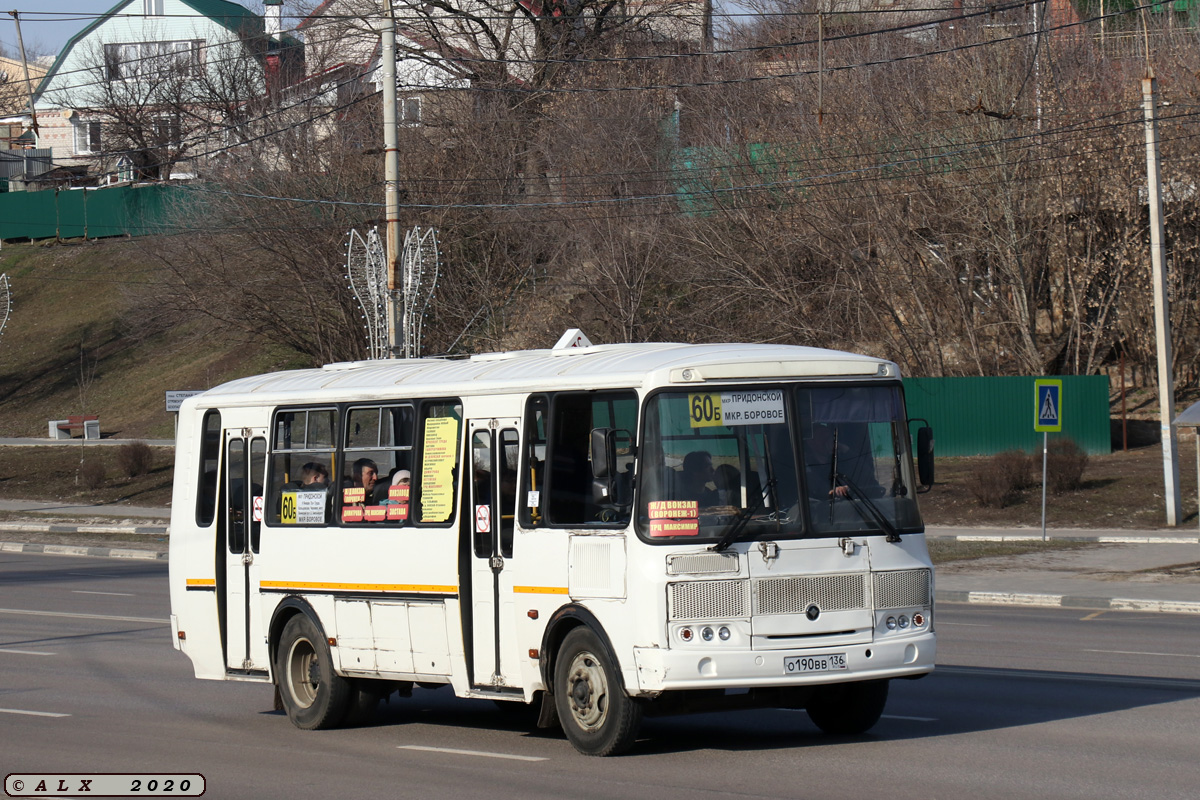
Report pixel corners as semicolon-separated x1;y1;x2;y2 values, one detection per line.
881;714;938;722
1084;649;1200;659
1082;611;1108;620
0;648;55;656
398;745;547;762
0;607;168;624
938;665;1200;691
72;591;135;597
0;708;70;718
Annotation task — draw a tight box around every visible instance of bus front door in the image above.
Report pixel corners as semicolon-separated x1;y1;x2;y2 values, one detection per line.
222;429;269;673
466;419;521;689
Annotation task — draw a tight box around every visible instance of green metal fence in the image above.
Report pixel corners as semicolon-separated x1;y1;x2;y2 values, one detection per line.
903;376;1112;456
0;184;179;241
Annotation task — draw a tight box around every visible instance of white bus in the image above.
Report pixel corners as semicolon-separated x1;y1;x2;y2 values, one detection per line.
168;339;936;756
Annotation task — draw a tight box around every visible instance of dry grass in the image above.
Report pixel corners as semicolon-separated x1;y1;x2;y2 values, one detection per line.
919;443;1200;529
0;445;174;507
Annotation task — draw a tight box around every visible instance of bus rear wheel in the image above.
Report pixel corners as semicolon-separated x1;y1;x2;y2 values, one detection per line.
276;614;351;730
806;679;889;735
553;627;642;756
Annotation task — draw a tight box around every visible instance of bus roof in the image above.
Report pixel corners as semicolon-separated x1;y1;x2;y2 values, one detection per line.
190;342;898;408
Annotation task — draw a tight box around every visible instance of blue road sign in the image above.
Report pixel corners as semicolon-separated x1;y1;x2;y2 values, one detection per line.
1034;379;1063;432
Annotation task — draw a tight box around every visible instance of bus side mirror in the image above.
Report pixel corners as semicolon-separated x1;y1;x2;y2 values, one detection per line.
591;428;634;507
916;426;934;490
590;428;615;479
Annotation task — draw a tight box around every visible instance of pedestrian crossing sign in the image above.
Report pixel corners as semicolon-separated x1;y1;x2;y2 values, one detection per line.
1034;379;1062;432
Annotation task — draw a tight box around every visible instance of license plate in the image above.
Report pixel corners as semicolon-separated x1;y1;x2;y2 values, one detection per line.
784;653;847;674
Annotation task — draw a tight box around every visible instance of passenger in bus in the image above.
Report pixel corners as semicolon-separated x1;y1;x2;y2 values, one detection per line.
296;462;329;490
680;450;720;507
351;458;379;492
376;468;410;505
714;463;741;507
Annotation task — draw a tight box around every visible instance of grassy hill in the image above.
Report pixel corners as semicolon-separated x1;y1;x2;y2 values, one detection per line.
0;239;311;439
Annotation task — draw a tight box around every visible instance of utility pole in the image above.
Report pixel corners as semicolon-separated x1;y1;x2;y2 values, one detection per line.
380;1;402;358
8;11;40;136
1143;75;1182;525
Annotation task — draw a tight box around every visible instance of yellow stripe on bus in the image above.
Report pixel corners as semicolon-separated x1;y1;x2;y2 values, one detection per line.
513;585;569;595
186;578;216;587
259;580;457;594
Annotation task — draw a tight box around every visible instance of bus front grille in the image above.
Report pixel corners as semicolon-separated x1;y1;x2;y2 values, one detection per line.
872;569;932;609
754;574;866;615
668;580;749;620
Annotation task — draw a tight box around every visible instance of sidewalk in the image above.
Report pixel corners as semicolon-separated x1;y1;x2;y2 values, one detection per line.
0;506;1197;614
929;525;1200;616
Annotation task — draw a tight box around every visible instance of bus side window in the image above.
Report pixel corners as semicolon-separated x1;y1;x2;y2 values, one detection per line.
195;410;221;527
520;396;547;527
545;391;637;526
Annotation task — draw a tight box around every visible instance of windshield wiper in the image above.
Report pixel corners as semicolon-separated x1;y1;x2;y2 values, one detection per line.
834;473;902;543
711;478;777;553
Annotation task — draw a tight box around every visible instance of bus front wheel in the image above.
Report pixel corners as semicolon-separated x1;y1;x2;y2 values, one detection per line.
553;627;642;756
806;679;889;735
276;614;352;730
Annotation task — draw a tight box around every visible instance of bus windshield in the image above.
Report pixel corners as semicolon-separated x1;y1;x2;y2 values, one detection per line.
637;384;923;543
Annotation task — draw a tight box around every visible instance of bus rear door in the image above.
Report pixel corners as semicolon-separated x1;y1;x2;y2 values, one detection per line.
466;419;521;690
222;428;269;673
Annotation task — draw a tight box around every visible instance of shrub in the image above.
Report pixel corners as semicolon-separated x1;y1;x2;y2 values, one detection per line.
117;441;154;478
993;449;1034;491
1046;438;1088;494
966;449;1034;508
965;462;1015;508
80;459;107;490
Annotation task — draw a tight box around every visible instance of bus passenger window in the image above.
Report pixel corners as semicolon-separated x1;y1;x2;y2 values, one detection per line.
268;408;336;526
341;404;415;525
415;401;462;525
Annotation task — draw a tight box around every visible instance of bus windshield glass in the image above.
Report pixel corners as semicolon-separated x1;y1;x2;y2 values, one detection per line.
637;384;923;543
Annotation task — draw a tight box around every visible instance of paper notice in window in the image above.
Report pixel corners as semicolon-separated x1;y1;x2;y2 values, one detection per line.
420;417;459;522
648;500;699;537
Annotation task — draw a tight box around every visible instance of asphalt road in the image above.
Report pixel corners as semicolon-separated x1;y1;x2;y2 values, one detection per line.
2;553;1198;800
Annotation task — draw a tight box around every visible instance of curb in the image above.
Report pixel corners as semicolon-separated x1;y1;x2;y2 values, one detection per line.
927;533;1200;544
1;542;167;560
935;589;1200;616
0;522;169;535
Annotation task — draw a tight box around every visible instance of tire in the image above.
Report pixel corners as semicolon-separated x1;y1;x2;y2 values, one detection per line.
806;679;889;736
343;680;387;727
275;614;352;730
553;627;642;756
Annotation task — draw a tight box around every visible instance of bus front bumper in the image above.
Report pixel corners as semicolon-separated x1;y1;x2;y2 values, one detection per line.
631;633;935;694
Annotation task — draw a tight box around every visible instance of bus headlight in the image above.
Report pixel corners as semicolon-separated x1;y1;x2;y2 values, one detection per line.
886;616;898;630
718;626;731;641
701;627;714;642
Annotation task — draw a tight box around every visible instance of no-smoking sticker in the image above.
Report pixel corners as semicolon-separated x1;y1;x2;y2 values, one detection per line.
475;504;491;534
252;495;264;523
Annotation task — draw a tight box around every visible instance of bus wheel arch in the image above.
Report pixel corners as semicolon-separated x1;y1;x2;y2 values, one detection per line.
270;601;352;730
267;597;325;677
537;605;620;692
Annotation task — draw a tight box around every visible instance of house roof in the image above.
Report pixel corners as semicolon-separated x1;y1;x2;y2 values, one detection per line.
33;0;267;103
